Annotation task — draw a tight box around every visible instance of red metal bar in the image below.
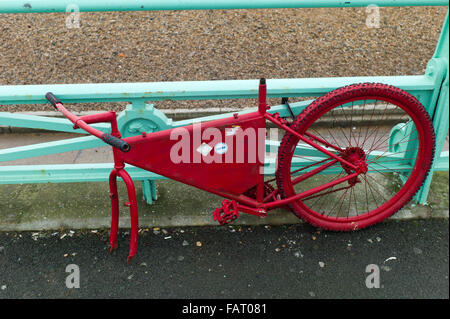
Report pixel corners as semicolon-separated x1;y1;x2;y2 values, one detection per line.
77;112;115;125
53;102;105;138
291;159;339;186
108;169;120;252
265;112;358;170
304;131;343;152
117;169;139;264
78;111;120;135
258;78;268;114
301;184;353;202
264;172;359;209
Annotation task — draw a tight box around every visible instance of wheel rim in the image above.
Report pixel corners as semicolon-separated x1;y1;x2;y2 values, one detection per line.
282;93;431;225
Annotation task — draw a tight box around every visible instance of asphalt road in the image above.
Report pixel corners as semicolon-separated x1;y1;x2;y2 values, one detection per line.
0;219;448;300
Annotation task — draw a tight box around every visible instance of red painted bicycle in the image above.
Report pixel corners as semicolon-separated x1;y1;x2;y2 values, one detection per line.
46;79;435;262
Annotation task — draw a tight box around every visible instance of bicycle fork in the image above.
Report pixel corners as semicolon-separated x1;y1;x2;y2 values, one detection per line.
108;148;139;264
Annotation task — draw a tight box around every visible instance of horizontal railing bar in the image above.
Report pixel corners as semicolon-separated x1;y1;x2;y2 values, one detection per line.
263;157;413;174
266;139;410;162
0;0;447;13
0;163;164;184
0;76;437;105
173;99;312;127
0;157;415;184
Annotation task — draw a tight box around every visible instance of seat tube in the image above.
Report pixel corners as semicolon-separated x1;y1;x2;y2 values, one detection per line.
258;78;268;115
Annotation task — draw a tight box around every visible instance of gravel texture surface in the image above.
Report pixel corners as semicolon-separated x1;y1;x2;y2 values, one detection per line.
0;6;447;112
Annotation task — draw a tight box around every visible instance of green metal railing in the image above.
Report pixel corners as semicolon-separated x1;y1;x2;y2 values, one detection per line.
0;0;448;12
0;0;448;205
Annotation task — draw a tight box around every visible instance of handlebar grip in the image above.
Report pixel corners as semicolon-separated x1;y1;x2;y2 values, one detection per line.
102;133;131;152
45;92;61;109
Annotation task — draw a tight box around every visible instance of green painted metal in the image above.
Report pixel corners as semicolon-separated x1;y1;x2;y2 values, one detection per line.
0;112;109;133
0;1;448;206
117;102;172;138
0;135;104;162
0;163;164;184
416;9;449;203
0;0;447;13
434;151;449;170
1;150;414;184
0;76;439;105
142;179;158;204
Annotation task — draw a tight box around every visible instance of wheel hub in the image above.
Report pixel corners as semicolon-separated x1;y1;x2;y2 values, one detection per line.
340;147;367;184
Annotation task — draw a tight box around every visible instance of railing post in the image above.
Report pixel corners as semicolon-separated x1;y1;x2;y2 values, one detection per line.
116;99;172;203
416;9;449;204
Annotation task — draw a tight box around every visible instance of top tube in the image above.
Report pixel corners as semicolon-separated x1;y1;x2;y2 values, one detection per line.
0;0;448;14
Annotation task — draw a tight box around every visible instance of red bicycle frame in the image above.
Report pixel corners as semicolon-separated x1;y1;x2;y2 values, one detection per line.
45;78;365;262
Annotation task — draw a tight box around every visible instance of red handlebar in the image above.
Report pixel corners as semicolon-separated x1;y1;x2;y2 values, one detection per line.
45;92;130;152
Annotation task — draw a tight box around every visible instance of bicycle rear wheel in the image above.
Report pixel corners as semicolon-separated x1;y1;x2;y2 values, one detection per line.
276;83;435;230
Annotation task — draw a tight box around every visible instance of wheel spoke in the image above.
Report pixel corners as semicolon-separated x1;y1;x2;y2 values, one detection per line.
356;100;368;148
304;131;343;152
308;170;345;211
370;127;418;155
291;159;338;186
290;157;331;176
